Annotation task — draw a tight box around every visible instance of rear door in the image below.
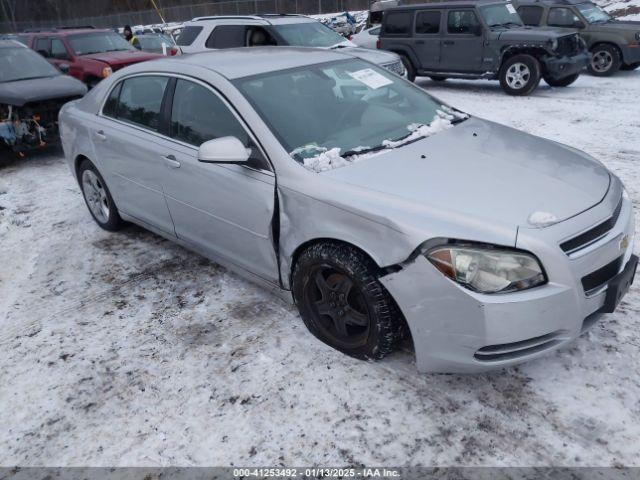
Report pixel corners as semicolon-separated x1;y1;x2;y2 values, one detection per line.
413;9;443;70
442;9;484;72
94;75;175;235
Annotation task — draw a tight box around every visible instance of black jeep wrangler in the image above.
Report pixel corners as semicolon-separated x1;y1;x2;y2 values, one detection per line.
379;0;590;95
515;0;640;76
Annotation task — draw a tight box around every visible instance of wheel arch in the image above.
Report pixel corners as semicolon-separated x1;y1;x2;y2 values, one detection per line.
288;237;394;291
500;46;549;72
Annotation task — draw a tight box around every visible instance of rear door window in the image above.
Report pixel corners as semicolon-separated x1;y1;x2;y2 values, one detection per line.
51;39;70;59
384;12;412;36
205;25;247;48
34;38;51;56
547;7;580;27
517;6;544;26
176;26;203;46
447;10;480;34
116;76;169;131
416;11;441;34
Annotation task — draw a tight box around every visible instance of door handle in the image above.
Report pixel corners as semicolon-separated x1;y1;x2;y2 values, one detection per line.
443;40;455;46
94;130;106;141
163;154;181;168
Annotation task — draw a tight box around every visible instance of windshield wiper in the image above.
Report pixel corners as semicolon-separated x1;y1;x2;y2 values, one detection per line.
330;44;350;49
342;144;387;157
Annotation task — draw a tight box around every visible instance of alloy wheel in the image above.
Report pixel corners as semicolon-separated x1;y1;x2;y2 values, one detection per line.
82;169;110;223
591;50;613;73
506;63;531;90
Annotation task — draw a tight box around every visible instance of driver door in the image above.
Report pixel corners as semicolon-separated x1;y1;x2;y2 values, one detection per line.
158;77;280;283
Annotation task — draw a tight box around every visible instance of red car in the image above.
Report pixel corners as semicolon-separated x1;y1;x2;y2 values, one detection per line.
22;27;162;87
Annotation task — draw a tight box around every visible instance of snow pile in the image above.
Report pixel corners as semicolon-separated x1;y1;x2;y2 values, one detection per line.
594;0;640;19
293;107;467;173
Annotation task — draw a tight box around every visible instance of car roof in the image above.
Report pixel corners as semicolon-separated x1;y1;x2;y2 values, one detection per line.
128;46;351;80
387;0;505;10
187;14;315;26
24;28;110;37
515;0;590;4
0;39;27;49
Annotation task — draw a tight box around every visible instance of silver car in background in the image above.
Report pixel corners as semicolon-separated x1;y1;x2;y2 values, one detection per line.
59;47;637;373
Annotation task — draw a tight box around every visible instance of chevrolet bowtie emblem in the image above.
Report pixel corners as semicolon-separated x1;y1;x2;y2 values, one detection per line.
619;234;630;251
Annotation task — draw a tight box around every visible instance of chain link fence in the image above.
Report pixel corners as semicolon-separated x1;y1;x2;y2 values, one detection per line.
0;0;371;32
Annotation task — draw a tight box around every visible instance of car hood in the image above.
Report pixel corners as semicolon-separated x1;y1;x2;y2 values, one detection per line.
81;50;162;66
322;118;610;230
496;26;571;41
0;74;87;107
588;20;640;33
337;46;400;65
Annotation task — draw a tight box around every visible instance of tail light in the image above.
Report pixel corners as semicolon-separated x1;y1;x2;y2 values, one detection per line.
169;46;179;56
376;39;381;49
347;35;353;41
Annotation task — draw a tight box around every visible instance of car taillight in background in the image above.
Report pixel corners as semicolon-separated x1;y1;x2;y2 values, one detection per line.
376;39;381;49
169;46;179;56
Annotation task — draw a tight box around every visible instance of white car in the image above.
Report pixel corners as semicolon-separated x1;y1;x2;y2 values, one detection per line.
351;25;381;49
175;14;406;77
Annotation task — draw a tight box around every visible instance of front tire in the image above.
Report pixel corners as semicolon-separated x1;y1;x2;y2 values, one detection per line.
499;54;541;96
543;73;580;87
292;242;402;360
588;44;621;76
399;55;416;82
78;159;124;231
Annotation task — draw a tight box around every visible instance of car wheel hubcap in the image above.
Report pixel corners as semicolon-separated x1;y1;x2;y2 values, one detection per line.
592;51;612;72
506;63;531;89
82;170;109;223
305;266;370;348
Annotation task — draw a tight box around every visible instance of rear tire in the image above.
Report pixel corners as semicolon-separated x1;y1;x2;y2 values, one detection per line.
399;55;416;82
292;242;402;360
543;73;580;87
499;54;541;96
588;44;621;76
78;159;124;231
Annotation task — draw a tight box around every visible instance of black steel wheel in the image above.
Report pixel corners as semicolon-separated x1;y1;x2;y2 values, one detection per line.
292;242;402;360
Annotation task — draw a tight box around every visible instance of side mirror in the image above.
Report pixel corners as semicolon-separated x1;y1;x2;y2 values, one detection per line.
472;24;483;36
58;63;70;74
198;136;251;164
573;20;585;29
37;49;50;58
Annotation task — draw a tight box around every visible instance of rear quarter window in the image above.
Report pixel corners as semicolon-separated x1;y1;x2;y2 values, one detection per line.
205;25;247;49
176;26;203;46
383;12;413;36
416;11;441;34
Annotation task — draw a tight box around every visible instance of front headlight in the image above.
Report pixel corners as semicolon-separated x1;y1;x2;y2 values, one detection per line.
548;38;558;51
426;245;546;294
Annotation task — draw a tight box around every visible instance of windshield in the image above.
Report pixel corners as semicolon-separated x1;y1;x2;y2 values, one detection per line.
68;32;135;55
480;4;524;27
271;22;347;48
235;60;468;172
575;3;612;23
0;46;59;83
138;34;175;50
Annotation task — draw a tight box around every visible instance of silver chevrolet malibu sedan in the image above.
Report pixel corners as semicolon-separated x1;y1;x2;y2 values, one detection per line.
59;47;637;373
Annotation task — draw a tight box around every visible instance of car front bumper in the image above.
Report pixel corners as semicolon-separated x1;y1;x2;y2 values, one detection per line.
381;182;636;373
543;51;590;79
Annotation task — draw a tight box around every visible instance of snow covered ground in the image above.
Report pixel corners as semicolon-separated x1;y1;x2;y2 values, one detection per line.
1;70;640;468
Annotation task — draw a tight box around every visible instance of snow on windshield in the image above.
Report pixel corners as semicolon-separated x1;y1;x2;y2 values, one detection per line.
293;107;468;173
